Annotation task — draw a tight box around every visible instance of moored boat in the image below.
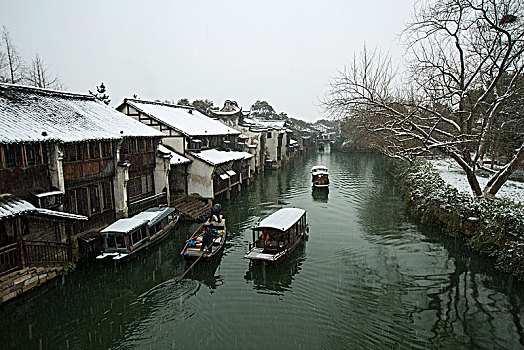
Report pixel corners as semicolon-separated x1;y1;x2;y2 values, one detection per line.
96;207;179;261
311;165;329;188
244;207;308;265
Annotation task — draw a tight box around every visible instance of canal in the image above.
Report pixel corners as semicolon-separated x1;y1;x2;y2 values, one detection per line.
1;152;524;349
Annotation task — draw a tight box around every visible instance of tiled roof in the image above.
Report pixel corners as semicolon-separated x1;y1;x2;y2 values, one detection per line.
122;99;241;137
0;194;87;220
188;149;253;166
158;144;191;165
0;84;164;144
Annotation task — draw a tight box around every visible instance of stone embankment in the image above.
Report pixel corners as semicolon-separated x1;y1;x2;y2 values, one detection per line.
0;266;64;303
388;159;524;280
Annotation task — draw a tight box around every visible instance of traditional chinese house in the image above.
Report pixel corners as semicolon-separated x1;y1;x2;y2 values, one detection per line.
117;99;253;202
0;84;169;262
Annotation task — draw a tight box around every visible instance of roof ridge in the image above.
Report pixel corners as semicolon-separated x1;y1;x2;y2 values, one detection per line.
125;98;194;110
0;83;95;100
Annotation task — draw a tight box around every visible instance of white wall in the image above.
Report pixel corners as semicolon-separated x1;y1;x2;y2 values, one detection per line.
187;158;214;199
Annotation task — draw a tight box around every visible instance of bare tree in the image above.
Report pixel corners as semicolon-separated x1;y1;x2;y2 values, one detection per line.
26;53;62;89
0;26;25;84
324;0;524;198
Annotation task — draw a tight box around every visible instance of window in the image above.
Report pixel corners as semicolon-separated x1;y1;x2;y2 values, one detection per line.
101;182;112;210
131;229;141;246
76;144;87;160
4;144;17;167
75;188;88;215
267;132;272;139
102;142;111;158
106;235;116;249
89;142;100;159
138;139;145;151
26;144;35;165
64;144;77;162
67;182;111;215
115;234;126;249
89;185;101;214
66;190;77;213
128;173;154;200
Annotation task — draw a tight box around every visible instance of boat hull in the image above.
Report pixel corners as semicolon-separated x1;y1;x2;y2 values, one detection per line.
245;231;305;265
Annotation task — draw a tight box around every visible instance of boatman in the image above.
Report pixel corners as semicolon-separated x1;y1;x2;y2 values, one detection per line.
201;226;213;253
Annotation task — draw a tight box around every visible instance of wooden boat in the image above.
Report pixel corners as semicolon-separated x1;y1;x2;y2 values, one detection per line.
96;207;179;261
180;216;227;260
311;165;329;188
244;208;308;265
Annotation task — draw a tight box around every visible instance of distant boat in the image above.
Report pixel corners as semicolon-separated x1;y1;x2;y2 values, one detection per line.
311;165;329;188
180;216;227;260
96;207;179;261
244;208;308;265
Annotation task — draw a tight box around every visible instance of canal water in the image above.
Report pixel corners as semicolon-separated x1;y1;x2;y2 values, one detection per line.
1;152;524;349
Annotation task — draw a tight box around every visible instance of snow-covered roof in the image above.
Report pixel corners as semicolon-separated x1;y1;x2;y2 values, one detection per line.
35;208;88;221
255;208;306;232
211;109;240;116
158;144;191;165
0;194;86;220
133;207;175;226
122;99;240;137
0;195;35;219
290;139;298;145
101;217;147;234
0;84;164;144
189;149;253;166
311;165;328;173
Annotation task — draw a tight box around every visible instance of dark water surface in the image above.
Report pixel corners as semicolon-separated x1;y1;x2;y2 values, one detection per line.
1;152;524;349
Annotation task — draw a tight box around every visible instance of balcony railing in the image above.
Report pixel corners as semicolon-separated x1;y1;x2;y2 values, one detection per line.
1;239;71;276
23;240;70;265
0;242;22;276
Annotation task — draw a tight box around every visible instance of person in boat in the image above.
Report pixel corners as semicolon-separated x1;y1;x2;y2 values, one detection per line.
201;225;213;252
210;204;222;222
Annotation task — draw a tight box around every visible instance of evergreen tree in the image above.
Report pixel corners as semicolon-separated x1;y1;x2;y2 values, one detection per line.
89;82;111;105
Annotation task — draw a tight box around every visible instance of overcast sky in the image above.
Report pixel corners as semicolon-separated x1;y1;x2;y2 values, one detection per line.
1;0;414;122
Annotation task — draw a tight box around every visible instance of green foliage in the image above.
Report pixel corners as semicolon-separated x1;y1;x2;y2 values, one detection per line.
251;100;277;119
192;99;214;115
60;262;76;276
89;82;111;105
177;98;190;106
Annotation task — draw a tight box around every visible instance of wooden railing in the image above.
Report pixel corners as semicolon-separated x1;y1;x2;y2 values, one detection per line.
128;192;167;216
23;240;70;265
0;242;22;275
1;239;71;276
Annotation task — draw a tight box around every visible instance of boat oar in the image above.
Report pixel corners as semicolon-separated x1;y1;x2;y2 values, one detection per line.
171;246;211;286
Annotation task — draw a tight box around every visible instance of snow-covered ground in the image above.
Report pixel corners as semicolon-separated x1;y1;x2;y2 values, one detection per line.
429;159;524;205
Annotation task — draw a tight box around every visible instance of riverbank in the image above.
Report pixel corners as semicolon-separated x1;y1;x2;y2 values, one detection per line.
388;159;524;280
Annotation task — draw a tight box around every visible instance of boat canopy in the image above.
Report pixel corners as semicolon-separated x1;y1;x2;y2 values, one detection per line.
133;207;175;227
313;171;329;176
255;208;306;232
311;165;328;173
101;218;147;234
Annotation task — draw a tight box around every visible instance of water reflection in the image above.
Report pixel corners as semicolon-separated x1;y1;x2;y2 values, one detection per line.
348;156;524;349
183;249;225;291
244;241;307;294
312;187;329;202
